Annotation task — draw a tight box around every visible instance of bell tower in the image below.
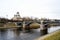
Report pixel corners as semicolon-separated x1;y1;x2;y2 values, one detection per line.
12;12;22;20
16;12;21;18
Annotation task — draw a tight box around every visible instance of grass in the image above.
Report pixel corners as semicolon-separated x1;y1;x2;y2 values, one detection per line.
35;30;60;40
44;30;60;40
5;22;17;27
0;22;17;28
0;23;5;27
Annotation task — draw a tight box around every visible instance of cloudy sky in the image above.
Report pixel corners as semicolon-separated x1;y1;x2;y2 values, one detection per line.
0;0;60;19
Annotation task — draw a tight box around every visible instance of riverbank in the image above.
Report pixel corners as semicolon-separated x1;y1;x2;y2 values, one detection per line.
35;29;60;40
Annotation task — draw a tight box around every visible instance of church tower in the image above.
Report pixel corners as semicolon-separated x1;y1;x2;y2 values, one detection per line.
12;12;22;21
14;12;21;18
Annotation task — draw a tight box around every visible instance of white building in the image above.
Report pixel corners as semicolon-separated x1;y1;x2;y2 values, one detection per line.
11;12;23;21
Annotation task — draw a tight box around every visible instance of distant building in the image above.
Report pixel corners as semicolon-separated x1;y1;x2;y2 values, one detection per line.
11;12;23;21
23;17;32;21
11;12;40;21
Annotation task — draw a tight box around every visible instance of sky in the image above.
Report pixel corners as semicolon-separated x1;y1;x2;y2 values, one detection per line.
0;0;60;19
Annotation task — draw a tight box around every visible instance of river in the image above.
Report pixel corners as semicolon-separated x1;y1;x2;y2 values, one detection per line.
0;26;60;40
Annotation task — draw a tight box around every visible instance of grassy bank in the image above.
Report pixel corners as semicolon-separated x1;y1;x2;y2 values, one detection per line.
35;29;60;40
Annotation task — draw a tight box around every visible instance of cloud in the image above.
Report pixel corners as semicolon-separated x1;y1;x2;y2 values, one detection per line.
0;0;60;19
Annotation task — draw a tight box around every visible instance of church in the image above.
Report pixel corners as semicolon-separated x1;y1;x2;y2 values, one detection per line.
11;12;23;21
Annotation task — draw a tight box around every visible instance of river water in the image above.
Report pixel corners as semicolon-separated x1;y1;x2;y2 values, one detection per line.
0;26;60;40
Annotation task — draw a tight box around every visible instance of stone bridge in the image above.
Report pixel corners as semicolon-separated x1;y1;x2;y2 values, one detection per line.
0;19;60;35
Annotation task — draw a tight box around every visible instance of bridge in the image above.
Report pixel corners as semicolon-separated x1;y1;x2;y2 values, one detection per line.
0;18;60;35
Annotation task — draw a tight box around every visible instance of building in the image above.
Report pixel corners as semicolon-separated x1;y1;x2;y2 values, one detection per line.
11;12;23;21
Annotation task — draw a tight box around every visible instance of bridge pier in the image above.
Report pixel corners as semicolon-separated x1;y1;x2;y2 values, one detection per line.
40;28;48;36
22;21;31;32
23;21;26;32
40;20;48;36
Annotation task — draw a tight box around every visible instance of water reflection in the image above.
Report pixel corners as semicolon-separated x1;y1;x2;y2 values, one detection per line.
0;26;60;40
0;29;7;40
13;30;20;37
0;29;40;40
48;26;60;33
10;29;21;40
